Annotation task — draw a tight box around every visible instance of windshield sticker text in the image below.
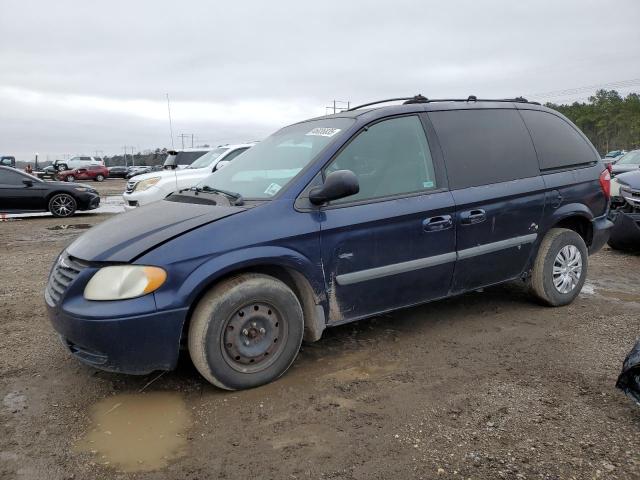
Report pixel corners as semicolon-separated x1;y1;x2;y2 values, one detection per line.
305;128;341;137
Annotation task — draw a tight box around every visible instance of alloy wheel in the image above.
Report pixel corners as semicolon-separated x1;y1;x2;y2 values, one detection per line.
50;195;75;217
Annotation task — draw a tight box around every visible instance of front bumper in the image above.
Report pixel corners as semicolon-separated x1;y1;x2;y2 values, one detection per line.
123;187;163;209
46;291;188;375
608;209;640;250
78;193;100;211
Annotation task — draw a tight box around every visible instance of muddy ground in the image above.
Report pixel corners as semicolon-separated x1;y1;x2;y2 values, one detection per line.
1;211;640;480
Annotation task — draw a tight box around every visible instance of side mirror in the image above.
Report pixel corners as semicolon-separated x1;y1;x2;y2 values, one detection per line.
309;170;359;205
23;179;33;187
214;160;230;171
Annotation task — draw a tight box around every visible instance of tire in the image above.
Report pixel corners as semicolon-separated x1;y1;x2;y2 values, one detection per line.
188;273;304;390
95;174;105;182
65;175;75;182
530;228;588;307
48;193;77;217
57;164;67;171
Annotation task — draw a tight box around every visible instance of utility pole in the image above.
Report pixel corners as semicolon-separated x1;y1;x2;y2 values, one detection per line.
325;100;351;115
177;133;194;149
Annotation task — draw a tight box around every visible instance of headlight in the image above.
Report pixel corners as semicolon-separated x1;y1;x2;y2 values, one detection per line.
135;177;161;192
84;265;167;301
74;187;95;192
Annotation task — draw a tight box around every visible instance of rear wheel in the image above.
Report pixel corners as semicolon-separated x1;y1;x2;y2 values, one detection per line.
188;273;304;390
65;175;75;182
48;193;77;217
95;174;105;182
530;228;588;306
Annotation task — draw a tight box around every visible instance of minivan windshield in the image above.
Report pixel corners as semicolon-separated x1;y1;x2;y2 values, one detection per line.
197;118;354;199
187;148;229;169
616;150;640;165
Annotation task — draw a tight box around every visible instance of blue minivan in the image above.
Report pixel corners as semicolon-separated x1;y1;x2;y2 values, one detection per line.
46;96;612;389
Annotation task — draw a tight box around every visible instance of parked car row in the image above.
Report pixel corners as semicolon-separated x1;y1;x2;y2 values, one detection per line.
45;96;614;390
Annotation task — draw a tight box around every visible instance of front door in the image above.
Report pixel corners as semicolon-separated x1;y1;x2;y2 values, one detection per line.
0;169;44;211
319;115;456;323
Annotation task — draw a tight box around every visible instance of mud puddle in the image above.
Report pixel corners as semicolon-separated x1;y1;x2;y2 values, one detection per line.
75;392;191;472
47;223;93;230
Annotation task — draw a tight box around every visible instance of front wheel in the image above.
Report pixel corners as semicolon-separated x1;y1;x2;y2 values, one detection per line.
65;175;75;182
188;273;304;390
530;228;588;306
48;193;77;217
95;174;105;182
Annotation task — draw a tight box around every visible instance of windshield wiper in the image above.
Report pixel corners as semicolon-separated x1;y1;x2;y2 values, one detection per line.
195;185;244;205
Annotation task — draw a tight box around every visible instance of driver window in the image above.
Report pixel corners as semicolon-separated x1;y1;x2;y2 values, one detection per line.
326;115;437;203
0;170;26;185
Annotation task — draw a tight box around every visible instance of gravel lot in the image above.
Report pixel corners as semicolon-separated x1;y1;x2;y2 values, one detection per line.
1;210;639;479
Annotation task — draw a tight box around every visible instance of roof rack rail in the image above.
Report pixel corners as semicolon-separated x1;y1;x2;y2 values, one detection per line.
346;94;540;111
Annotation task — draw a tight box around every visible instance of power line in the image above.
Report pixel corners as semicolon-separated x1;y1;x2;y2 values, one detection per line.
526;78;640;101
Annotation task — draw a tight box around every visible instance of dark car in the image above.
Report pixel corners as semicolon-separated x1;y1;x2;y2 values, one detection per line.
608;170;640;251
108;166;129;178
611;149;640;177
45;95;612;390
0;166;100;217
57;165;109;182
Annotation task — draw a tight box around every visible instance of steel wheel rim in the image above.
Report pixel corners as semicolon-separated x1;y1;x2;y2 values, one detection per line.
552;245;582;294
51;195;74;216
221;301;287;373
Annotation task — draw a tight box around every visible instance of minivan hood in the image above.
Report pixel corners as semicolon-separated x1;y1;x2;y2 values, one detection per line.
67;199;244;262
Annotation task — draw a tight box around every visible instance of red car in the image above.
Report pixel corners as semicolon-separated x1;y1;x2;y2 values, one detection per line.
57;165;109;182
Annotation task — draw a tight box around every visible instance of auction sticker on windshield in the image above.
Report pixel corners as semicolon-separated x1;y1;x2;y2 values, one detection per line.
264;183;282;196
305;127;341;137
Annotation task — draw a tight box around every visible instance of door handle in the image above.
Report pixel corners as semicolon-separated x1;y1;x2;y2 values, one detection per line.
460;209;486;225
423;215;453;232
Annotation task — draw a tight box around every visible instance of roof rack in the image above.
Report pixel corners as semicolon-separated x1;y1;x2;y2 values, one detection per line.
346;94;540;111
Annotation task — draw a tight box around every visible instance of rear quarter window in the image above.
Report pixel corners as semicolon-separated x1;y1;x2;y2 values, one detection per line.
519;110;599;170
429;109;539;190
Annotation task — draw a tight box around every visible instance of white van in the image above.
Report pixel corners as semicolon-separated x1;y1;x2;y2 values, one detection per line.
123;143;254;209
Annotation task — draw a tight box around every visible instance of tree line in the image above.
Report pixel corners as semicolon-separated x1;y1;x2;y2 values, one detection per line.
546;89;640;155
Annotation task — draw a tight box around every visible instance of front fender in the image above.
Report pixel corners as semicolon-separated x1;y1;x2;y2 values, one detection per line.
154;246;324;311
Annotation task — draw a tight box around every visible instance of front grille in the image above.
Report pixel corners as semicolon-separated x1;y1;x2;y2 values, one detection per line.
125;180;137;193
46;252;87;305
621;187;640;207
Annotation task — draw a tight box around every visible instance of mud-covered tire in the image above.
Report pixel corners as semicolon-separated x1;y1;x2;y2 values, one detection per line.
188;273;304;390
530;228;588;307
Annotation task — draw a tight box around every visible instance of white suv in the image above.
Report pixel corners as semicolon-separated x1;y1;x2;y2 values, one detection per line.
54;156;103;171
122;143;254;209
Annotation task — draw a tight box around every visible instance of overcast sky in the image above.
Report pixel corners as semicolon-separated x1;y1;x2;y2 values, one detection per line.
1;0;639;161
